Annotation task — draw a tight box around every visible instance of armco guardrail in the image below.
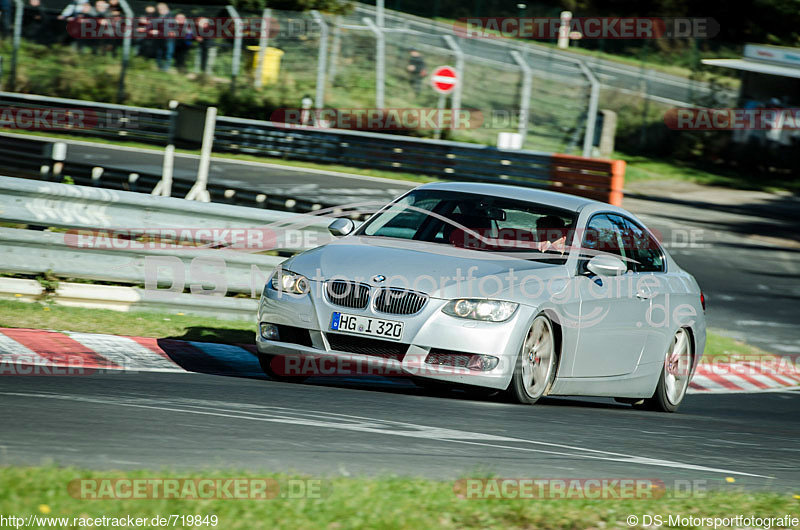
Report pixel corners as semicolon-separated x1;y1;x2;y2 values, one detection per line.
0;177;339;318
0;227;280;295
0;135;339;214
0;91;170;145
0;277;259;320
0;91;626;205
0;176;335;254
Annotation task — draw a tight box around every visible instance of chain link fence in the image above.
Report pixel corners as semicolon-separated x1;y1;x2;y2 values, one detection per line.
0;1;734;155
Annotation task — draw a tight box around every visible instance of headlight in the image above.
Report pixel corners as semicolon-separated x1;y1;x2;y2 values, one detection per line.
269;269;310;295
442;299;518;322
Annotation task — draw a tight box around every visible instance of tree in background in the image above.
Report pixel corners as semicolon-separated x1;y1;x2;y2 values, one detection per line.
231;0;351;14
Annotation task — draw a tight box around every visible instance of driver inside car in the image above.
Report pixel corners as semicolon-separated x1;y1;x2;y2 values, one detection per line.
536;215;568;254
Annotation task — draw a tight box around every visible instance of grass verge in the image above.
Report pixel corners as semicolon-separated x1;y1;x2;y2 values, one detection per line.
0;466;798;530
618;153;800;193
0;298;774;364
0;299;255;344
703;331;777;365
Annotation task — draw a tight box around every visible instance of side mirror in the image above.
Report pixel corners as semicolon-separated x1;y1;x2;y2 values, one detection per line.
586;254;627;277
328;218;355;237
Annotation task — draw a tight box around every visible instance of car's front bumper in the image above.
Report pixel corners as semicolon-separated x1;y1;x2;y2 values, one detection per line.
255;282;533;389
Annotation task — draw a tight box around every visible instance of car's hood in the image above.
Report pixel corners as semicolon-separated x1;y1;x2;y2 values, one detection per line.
281;236;571;301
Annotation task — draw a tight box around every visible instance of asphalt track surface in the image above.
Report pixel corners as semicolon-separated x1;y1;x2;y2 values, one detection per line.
63;140;414;207
2;137;798;488
1;372;798;490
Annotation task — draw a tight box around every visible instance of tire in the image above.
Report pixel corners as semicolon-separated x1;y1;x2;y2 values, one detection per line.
508;314;558;405
258;354;308;383
644;328;693;412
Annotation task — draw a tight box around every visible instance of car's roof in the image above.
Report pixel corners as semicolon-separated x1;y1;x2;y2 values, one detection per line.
415;181;599;213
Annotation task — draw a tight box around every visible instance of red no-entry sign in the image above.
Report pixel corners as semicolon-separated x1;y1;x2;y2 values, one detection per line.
431;65;458;95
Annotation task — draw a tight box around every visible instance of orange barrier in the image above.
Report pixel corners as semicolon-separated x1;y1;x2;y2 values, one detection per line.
549;154;626;206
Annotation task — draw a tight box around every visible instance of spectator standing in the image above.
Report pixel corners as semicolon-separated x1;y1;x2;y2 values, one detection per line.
407;49;427;96
73;1;98;52
92;0;112;55
136;5;157;59
23;0;53;44
172;12;192;72
152;2;173;71
106;0;123;55
107;0;121;16
58;0;88;19
194;17;215;75
58;0;89;44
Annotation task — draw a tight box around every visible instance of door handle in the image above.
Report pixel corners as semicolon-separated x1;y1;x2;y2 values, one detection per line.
636;290;652;300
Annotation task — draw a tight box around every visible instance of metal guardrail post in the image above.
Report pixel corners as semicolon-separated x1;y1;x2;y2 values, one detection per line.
116;0;134;102
9;0;23;91
153;99;178;197
577;60;599;158
186;106;217;202
510;50;532;146
45;142;67;181
442;35;463;131
310;11;328;109
225;5;244;89
253;8;271;89
363;18;385;109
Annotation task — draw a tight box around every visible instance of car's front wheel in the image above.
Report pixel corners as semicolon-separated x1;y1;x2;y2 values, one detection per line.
508;314;557;405
643;328;693;412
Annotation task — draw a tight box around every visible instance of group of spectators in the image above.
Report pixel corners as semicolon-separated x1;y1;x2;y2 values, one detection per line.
3;0;218;73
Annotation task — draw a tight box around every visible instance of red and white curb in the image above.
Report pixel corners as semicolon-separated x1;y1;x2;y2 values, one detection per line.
690;360;800;393
1;327;798;393
0;327;261;376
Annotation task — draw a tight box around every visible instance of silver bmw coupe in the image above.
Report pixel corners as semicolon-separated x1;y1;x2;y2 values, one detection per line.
256;182;706;412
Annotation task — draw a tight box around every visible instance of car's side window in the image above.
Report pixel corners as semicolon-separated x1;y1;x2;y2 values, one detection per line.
583;214;622;255
605;214;635;272
580;214;626;273
622;217;666;273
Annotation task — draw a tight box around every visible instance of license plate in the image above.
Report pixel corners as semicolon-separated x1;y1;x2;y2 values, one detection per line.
330;312;404;341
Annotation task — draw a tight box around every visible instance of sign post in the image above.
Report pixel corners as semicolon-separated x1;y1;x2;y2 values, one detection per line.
431;65;458;140
558;11;572;49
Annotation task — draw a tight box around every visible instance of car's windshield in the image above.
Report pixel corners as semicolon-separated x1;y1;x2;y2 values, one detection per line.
356;189;578;264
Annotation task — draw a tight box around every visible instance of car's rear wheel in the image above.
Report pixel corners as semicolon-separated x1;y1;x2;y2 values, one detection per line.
643;328;693;412
508;314;557;405
258;354;308;383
